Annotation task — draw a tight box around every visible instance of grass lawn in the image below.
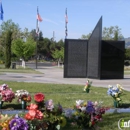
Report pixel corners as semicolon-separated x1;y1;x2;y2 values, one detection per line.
0;81;130;130
0;64;41;74
0;81;129;109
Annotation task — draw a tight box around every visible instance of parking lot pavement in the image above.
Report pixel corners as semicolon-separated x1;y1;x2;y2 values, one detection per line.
0;65;130;91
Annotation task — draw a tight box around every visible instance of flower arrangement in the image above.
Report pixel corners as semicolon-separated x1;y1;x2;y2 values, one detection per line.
15;89;31;102
0;96;66;130
0;84;15;103
64;100;107;129
83;80;92;93
43;99;66;130
107;84;124;107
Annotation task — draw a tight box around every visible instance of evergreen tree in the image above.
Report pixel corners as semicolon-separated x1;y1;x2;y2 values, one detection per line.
5;30;12;68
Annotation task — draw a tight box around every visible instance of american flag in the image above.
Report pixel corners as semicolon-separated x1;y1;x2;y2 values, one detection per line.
65;8;68;23
65;8;68;39
36;7;42;36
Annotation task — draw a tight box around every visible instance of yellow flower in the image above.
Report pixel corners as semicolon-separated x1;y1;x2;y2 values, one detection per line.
59;116;66;127
83;102;87;107
74;111;79;116
114;93;118;97
117;84;124;91
0;114;12;130
116;98;121;101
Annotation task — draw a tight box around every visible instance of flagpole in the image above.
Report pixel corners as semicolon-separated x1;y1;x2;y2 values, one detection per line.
35;6;42;69
65;8;68;39
35;7;38;69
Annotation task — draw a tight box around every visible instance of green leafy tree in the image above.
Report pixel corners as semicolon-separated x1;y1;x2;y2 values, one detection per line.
81;26;124;41
12;37;36;68
0;19;21;64
125;48;130;60
81;33;92;39
52;47;64;67
102;26;124;40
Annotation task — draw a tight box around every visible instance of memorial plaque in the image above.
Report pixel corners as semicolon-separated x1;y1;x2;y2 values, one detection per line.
64;39;88;78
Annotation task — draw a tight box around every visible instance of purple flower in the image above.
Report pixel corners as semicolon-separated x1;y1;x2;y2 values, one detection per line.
9;116;28;130
86;101;95;113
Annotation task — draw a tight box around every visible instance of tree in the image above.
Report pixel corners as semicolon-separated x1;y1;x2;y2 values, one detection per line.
102;26;124;41
0;20;21;68
12;37;36;68
81;26;124;41
125;48;130;60
51;47;64;67
5;30;12;68
81;33;92;39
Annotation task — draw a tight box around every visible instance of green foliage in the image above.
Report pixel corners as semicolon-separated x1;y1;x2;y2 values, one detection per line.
125;48;130;60
0;19;21;65
5;30;12;68
12;37;36;60
81;33;92;39
81;26;124;41
102;26;124;40
52;47;64;61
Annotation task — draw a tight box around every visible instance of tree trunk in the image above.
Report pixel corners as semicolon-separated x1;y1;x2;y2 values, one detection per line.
57;59;60;67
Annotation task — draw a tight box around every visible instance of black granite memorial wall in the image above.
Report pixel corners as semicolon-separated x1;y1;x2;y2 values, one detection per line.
100;40;125;79
64;16;125;79
64;39;88;78
87;17;102;79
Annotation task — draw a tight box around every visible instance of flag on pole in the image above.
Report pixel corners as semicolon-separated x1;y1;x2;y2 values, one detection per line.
65;8;68;39
65;8;68;24
36;7;42;36
0;1;4;20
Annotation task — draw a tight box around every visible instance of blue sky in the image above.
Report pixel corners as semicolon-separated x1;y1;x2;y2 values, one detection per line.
0;0;130;41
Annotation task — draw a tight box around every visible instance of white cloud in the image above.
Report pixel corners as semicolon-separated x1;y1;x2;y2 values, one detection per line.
43;18;58;25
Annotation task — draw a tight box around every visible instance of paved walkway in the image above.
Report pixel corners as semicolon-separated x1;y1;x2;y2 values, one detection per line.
0;65;130;91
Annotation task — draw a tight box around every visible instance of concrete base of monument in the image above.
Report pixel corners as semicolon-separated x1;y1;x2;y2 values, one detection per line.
0;108;130;115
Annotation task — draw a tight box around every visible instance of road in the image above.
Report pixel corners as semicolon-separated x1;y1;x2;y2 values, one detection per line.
0;62;130;91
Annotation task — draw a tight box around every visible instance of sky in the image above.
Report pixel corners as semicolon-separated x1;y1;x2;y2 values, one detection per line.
0;0;130;41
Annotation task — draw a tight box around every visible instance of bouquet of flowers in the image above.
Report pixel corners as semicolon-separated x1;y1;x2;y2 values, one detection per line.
24;98;66;130
107;84;124;107
83;80;92;93
107;84;124;101
0;84;15;102
43;99;66;130
15;89;31;102
64;100;107;129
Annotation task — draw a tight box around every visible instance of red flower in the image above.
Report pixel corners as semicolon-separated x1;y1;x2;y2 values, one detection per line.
35;110;43;119
34;93;45;102
25;109;43;120
27;103;38;110
91;121;95;126
25;113;34;120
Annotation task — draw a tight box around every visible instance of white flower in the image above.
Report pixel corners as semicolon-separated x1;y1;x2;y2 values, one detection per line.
76;100;84;106
108;85;113;88
81;107;86;112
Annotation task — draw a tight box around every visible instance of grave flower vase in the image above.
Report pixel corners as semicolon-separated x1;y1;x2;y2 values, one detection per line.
114;101;119;108
22;101;26;109
0;101;3;109
86;89;90;93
